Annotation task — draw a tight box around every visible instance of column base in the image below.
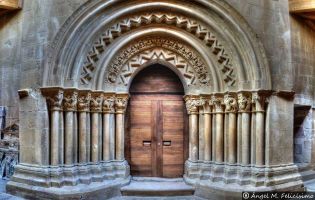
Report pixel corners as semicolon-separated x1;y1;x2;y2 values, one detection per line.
7;160;130;199
184;160;304;199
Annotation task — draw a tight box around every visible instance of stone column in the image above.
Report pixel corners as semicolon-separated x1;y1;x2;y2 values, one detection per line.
211;94;224;163
63;89;78;165
224;93;237;164
77;90;91;163
90;91;104;163
42;88;64;166
115;94;129;161
253;92;266;166
102;93;116;161
238;92;252;165
185;95;201;162
202;95;212;161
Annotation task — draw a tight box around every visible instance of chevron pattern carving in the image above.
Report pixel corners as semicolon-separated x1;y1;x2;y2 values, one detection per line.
116;48;197;86
80;13;236;86
105;38;210;87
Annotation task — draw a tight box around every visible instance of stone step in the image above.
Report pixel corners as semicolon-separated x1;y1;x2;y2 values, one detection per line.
120;177;195;197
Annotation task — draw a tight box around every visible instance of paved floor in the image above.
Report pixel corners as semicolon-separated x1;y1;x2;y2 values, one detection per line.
109;196;205;200
0;179;23;200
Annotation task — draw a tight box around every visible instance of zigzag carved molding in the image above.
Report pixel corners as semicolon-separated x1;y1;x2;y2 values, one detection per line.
80;13;236;86
106;38;211;87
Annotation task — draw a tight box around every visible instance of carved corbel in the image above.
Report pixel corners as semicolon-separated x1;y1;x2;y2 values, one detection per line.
90;91;104;113
63;89;78;112
41;87;64;111
237;91;252;113
77;90;91;112
115;94;129;114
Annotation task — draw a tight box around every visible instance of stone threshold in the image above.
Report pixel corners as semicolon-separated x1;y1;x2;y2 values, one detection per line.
121;177;195;196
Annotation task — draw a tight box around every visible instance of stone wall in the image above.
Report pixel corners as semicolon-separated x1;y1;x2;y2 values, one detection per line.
0;0;88;125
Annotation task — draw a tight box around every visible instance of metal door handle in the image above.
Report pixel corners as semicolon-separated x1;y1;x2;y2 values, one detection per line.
143;141;151;147
163;141;171;146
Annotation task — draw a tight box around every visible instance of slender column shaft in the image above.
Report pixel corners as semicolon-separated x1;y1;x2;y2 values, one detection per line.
189;114;199;161
77;91;91;163
204;112;212;161
51;110;60;165
256;112;265;165
215;113;224;162
91;112;99;162
103;113;110;160
198;108;204;160
79;112;87;162
253;93;266;166
228;113;237;163
116;113;124;160
115;94;129;160
242;113;250;165
238;92;252;165
65;111;74;164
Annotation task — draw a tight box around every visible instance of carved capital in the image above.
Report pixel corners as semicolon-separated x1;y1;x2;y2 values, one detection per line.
41;87;64;111
210;94;224;112
103;93;116;113
237;92;251;112
115;94;129;114
77;90;91;112
252;91;270;112
90;91;104;112
224;93;237;113
63;89;78;112
184;95;202;115
200;95;212;113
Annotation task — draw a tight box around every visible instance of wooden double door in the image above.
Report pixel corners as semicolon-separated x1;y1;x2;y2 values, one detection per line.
125;64;188;178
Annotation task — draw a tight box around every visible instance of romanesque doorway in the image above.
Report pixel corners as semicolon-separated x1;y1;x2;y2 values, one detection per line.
125;64;188;178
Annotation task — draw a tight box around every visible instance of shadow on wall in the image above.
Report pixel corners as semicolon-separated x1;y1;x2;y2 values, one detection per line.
294;105;313;164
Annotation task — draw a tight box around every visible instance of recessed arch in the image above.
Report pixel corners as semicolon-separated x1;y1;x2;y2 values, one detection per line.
44;0;271;92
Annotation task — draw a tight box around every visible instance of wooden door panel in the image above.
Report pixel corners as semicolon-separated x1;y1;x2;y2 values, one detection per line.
161;99;184;178
129;99;154;176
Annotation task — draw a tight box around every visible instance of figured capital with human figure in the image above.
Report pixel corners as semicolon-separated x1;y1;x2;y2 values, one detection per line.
210;94;224;112
90;92;104;112
41;87;64;111
184;95;202;115
63;89;78;112
237;92;251;112
103;93;116;113
77;90;91;112
224;93;237;113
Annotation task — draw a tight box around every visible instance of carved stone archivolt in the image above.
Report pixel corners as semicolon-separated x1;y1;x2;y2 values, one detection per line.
105;38;211;88
80;13;236;87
